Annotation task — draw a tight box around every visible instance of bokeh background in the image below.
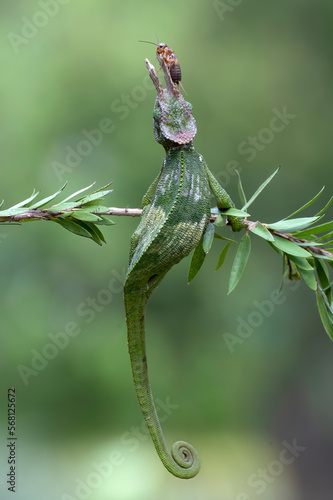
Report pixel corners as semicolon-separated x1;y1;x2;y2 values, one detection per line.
1;1;333;499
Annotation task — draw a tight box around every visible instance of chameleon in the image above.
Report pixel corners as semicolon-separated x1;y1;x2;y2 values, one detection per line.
124;56;244;479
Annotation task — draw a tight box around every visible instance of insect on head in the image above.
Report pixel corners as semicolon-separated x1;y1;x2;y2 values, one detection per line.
139;40;182;86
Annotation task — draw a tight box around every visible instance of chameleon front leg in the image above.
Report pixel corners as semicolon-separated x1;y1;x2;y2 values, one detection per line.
203;161;244;232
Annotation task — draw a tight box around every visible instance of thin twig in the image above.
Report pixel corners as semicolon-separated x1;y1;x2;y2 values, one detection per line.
1;207;332;259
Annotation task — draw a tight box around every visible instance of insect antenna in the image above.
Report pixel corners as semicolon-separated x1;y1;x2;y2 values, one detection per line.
138;40;157;46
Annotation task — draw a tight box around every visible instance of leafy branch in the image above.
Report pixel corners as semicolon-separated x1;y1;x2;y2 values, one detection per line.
1;173;332;338
188;168;333;340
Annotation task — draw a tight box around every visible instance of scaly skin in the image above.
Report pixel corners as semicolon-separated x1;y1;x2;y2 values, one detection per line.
124;58;243;479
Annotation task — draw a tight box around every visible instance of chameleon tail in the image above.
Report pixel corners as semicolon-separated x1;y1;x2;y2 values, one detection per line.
124;285;201;479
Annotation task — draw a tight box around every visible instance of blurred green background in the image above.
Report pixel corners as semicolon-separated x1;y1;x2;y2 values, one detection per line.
1;1;332;499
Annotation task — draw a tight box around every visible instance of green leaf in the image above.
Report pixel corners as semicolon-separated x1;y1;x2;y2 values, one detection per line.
214;233;234;243
248;222;275;242
228;233;251;294
214;214;225;227
267;217;320;233
30;184;67;209
219;208;250;217
316;229;333;242
202;223;215;254
0;207;30;216
78;220;106;245
242;167;280;211
93;206;111;214
48;202;78;211
315;195;333;216
288;255;314;270
235;170;247;207
94;215;115;226
272;236;311;258
316;289;333;341
188;238;206;283
71;211;103;222
60;182;96;203
284;186;325;218
297;267;317;290
76;189;113;205
10;190;39;209
294;220;333;238
315;260;332;304
216;243;231;271
54;217;94;240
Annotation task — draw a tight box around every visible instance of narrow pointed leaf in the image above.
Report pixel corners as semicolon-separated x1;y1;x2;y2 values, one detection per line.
10;190;39;209
71;211;103;222
78;220;106;245
30;183;68;209
235;170;247;206
242;167;280;211
295;220;333;238
216;243;231;271
267;217;320;233
89;182;113;195
288;255;314;270
316;229;333;242
249;222;275;241
76;189;113;205
315;195;333;216
54;217;93;240
228;233;251;294
219;208;250;217
285;186;325;218
272;236;311;258
94;215;115;225
297;267;317;290
214;233;234;243
48;202;78;211
60;182;95;203
316;290;333;341
315;260;332;303
203;223;215;254
188;238;206;283
214;214;225;227
0;207;29;216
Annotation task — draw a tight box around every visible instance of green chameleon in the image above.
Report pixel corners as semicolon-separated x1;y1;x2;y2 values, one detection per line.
124;57;244;479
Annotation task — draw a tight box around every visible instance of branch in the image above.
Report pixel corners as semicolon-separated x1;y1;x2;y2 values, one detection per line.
1;181;332;337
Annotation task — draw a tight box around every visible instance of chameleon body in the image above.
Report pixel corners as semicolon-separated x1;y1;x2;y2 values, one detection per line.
124;58;243;479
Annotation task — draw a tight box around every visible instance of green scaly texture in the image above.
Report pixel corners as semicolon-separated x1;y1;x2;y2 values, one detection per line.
124;65;243;479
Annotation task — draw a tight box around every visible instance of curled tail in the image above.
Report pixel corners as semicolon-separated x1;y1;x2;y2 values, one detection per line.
124;283;200;479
